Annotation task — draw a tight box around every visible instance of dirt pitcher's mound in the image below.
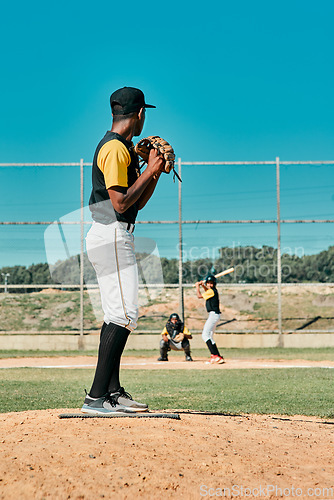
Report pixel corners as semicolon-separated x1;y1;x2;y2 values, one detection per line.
0;409;333;499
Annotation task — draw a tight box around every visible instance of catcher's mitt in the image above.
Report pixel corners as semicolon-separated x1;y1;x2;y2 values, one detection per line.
134;136;181;182
172;331;185;343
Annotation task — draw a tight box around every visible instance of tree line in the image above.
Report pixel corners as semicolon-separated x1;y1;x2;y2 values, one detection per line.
1;245;333;292
161;245;334;284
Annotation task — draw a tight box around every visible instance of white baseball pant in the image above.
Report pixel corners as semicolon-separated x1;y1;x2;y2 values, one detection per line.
86;220;138;331
201;311;220;344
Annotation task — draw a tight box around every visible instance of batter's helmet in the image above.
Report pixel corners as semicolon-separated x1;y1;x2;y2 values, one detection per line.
205;274;217;285
169;313;180;321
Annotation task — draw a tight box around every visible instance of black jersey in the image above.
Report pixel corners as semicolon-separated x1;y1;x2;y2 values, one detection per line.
89;131;140;224
203;287;221;314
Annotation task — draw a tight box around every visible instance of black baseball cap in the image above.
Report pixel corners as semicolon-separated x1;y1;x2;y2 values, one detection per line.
110;87;156;115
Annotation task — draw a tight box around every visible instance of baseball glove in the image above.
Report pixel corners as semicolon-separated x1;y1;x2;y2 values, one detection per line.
172;331;185;343
134;136;181;182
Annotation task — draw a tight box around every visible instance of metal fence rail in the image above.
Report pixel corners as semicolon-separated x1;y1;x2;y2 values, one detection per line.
1;158;334;346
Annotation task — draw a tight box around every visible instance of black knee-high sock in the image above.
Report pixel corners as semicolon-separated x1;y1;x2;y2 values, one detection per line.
107;332;129;393
206;339;220;356
89;322;130;398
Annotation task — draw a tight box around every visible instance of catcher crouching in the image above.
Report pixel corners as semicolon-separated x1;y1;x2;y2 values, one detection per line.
158;313;193;362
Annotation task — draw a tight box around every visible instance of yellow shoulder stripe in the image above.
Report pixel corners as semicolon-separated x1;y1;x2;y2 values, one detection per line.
202;289;215;300
97;140;131;189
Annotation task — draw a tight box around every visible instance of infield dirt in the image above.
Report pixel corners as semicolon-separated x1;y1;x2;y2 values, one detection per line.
0;355;333;370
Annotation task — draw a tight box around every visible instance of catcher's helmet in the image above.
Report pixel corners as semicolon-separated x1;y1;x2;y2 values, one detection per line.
205;274;217;285
169;313;180;321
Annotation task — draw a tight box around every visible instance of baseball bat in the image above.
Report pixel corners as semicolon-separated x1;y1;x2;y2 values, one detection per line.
193;267;235;286
213;267;234;279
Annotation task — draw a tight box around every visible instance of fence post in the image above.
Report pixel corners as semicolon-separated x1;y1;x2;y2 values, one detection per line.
276;156;283;344
79;158;84;350
178;157;184;321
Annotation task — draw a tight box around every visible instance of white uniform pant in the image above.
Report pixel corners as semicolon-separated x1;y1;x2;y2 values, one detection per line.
86;221;138;331
202;311;220;344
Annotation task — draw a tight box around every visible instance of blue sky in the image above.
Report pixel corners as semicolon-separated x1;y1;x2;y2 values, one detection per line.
0;1;334;267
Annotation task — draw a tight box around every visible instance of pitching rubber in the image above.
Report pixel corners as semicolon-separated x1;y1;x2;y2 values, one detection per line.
59;412;180;420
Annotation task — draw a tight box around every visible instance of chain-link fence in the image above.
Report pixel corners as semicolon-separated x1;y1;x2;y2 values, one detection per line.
0;159;333;346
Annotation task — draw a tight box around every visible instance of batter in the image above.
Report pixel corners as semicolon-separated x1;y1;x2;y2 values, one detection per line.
196;274;225;364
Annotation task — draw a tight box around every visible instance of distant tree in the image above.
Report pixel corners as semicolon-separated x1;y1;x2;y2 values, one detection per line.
1;245;334;292
161;257;178;284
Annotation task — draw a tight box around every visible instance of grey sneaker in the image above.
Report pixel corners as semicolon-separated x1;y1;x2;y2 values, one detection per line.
81;393;137;415
111;387;148;412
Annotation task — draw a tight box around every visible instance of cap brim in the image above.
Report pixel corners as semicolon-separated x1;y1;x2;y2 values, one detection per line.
144;104;156;108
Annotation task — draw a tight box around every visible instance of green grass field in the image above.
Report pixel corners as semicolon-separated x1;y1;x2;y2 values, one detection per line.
1;365;333;418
